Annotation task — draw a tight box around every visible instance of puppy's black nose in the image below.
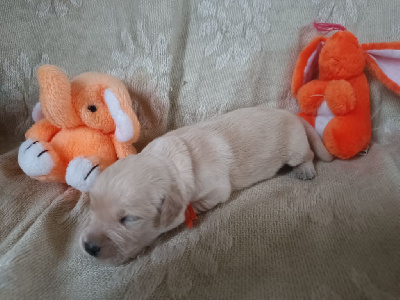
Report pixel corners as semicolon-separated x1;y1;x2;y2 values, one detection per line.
84;242;101;257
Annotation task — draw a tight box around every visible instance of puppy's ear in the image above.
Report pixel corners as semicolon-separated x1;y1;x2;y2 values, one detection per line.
159;192;185;228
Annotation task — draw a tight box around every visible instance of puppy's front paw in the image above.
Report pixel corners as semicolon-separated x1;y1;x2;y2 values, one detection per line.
66;157;100;192
293;161;316;180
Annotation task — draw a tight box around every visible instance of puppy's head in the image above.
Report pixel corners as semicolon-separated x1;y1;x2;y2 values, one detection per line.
80;153;186;265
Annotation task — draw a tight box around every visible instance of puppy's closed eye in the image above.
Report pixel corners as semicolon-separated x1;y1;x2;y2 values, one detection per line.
120;215;139;226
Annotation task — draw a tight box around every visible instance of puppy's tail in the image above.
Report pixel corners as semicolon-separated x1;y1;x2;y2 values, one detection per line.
300;118;334;162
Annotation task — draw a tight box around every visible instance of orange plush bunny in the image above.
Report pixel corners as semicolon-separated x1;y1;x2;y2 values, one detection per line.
292;23;400;159
18;65;140;192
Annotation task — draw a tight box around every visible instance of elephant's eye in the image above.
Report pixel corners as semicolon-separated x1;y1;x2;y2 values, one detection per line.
88;105;97;112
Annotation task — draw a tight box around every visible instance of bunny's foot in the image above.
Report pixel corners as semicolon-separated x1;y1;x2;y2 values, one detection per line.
323;116;370;159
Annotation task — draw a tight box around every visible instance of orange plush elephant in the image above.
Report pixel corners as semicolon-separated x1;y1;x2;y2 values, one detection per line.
292;23;400;159
18;65;140;192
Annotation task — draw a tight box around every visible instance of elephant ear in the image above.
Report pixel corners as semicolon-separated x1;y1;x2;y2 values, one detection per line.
103;89;140;143
32;102;45;122
37;65;81;128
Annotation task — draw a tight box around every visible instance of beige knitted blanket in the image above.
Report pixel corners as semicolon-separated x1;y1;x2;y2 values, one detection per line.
1;0;399;299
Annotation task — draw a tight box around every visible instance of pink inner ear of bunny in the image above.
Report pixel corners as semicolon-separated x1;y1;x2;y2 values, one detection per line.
292;36;326;96
303;41;324;84
366;49;400;86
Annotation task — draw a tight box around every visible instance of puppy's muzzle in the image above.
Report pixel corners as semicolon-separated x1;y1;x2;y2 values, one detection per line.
84;241;101;257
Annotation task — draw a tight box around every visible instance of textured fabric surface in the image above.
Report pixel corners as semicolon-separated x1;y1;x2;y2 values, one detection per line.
1;0;400;299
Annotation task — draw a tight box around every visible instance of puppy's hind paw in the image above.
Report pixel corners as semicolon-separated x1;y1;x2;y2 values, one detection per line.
293;161;316;180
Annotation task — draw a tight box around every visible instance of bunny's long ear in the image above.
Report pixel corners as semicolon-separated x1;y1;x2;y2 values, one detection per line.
103;88;140;143
362;42;400;95
292;36;327;97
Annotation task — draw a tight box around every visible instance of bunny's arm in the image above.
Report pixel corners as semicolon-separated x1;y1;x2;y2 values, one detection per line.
325;80;356;115
297;80;328;115
113;136;137;159
25;119;61;142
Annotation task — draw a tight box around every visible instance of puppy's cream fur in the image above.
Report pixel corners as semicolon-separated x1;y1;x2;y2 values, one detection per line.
81;108;332;264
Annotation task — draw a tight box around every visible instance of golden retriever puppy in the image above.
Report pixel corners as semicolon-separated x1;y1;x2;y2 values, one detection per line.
80;107;333;264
